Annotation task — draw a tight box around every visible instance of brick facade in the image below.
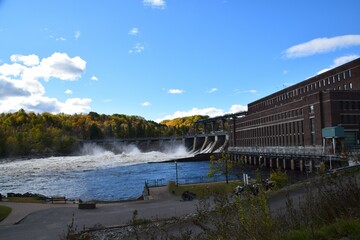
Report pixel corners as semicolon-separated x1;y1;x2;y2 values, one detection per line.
229;58;360;151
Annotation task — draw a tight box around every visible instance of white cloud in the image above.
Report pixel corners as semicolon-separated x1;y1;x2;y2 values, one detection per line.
234;89;257;94
74;31;81;40
129;27;139;36
155;105;248;122
0;76;31;98
141;101;151;107
332;54;360;66
91;76;98;81
0;52;91;114
168;89;184;94
35;52;86;81
56;37;66;41
10;54;39;66
0;63;26;77
143;0;166;9
129;43;145;54
65;89;73;94
283;35;360;58
317;55;360;74
229;104;247;113
60;98;92;114
207;87;218;93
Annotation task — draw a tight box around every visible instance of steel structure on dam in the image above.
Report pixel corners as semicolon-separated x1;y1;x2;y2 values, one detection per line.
81;132;228;155
80;114;240;155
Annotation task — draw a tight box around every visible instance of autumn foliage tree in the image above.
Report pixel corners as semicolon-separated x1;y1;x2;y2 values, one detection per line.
0;109;208;158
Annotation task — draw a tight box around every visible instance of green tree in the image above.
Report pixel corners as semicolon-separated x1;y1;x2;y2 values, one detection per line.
208;153;245;184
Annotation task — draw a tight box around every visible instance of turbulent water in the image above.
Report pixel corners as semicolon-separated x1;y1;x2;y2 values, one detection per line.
0;143;211;201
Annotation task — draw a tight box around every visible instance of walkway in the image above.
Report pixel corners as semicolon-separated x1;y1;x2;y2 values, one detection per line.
0;186;197;240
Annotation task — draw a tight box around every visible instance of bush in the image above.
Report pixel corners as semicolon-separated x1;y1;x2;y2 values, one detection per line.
0;205;12;222
270;167;288;189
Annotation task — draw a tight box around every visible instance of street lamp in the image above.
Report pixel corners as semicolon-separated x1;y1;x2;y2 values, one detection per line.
175;160;179;186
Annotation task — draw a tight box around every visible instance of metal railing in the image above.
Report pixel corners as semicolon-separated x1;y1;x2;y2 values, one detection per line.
145;175;240;187
228;146;324;156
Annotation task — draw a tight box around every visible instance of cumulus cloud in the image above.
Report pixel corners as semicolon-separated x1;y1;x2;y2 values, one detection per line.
168;89;184;94
207;87;218;93
129;27;139;36
283;35;360;58
0;63;26;77
317;55;360;74
37;52;86;81
10;54;39;66
129;43;145;54
143;0;166;9
141;101;151;107
65;89;73;94
60;98;92;114
0;53;91;114
229;104;247;113
0;77;31;99
91;76;98;81
155;104;248;122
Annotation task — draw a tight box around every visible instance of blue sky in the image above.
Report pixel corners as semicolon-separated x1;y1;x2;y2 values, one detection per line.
0;0;360;122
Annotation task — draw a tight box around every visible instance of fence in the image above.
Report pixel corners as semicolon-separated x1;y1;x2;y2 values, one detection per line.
145;175;240;187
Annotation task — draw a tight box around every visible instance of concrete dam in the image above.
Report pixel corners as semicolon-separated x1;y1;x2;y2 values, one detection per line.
81;132;228;156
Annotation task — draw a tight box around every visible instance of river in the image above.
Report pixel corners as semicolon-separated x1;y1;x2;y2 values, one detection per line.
0;143;212;201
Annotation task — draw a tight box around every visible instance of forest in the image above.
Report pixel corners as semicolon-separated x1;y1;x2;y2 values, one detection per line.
0;109;208;158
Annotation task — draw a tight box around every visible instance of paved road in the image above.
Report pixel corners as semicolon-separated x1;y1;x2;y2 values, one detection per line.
0;188;199;240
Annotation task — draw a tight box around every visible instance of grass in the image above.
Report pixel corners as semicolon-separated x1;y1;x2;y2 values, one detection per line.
6;196;46;203
0;205;12;222
168;180;240;197
282;219;360;240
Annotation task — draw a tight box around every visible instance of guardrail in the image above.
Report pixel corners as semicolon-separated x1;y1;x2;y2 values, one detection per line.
145;175;239;187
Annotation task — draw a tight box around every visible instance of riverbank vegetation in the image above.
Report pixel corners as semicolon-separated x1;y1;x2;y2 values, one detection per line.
0;109;208;158
73;170;360;239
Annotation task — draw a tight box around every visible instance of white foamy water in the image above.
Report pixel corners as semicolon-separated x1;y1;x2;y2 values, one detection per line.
0;143;196;200
1;144;190;175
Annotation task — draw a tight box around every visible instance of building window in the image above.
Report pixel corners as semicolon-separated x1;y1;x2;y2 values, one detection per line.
344;84;347;90
310;118;315;145
349;69;352;78
350;83;353;89
333;76;336;83
323;79;326;86
309;105;314;114
343;72;346;79
338;74;340;81
328;78;331;84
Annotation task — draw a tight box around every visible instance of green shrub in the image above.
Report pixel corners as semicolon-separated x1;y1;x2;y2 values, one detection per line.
270;167;288;189
0;205;12;222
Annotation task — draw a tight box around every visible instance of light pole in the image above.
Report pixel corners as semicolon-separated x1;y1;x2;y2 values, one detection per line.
175;160;179;186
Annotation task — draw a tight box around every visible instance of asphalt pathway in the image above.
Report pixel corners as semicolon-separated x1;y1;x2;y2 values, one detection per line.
0;186;199;240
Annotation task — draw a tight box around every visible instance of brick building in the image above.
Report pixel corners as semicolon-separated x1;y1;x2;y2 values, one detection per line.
228;58;360;172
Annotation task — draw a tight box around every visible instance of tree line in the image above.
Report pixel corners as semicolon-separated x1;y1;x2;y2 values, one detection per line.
0;109;208;158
